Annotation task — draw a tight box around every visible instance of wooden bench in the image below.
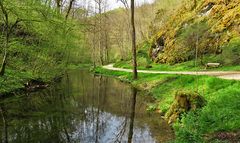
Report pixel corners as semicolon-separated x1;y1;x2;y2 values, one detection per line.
205;63;221;69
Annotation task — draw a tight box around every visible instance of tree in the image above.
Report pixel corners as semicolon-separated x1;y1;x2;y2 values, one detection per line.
0;0;21;76
131;0;137;79
0;0;9;76
65;0;75;20
55;0;62;13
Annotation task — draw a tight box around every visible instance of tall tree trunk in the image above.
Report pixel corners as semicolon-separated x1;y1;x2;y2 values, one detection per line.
0;1;9;76
131;0;138;79
103;13;109;63
92;2;97;68
92;28;96;68
98;1;104;65
65;0;75;20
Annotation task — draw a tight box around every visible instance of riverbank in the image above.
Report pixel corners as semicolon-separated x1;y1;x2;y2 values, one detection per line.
94;66;240;143
0;69;175;143
0;64;90;97
0;68;61;97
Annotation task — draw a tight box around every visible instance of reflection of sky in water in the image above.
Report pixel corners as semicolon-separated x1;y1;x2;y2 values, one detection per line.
72;108;156;143
0;70;173;143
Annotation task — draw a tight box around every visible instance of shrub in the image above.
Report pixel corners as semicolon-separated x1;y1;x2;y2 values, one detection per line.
221;37;240;66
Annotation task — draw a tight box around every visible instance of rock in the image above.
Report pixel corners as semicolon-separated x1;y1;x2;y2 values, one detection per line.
150;36;166;60
200;2;214;16
165;91;206;124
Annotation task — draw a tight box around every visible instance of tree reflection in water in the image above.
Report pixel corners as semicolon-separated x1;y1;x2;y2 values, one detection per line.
127;88;137;143
0;70;174;143
0;105;8;143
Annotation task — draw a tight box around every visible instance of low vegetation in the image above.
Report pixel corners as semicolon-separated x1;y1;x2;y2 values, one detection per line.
149;0;240;64
95;67;240;142
95;0;240;142
0;0;88;95
1;0;239;142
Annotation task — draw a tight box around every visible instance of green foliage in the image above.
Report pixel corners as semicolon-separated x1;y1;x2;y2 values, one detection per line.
150;0;240;64
0;0;88;95
165;90;206;124
0;69;33;94
95;67;240;142
221;37;240;65
177;21;210;60
174;83;240;142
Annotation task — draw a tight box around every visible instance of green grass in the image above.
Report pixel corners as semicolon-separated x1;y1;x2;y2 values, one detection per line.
114;60;240;71
115;37;240;72
0;69;33;95
95;66;240;143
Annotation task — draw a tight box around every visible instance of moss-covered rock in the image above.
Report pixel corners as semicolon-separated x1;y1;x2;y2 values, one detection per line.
165;90;206;124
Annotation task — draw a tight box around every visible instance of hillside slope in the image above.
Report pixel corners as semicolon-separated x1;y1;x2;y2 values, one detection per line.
149;0;240;65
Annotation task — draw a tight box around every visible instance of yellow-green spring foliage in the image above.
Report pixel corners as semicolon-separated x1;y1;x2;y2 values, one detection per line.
149;0;240;64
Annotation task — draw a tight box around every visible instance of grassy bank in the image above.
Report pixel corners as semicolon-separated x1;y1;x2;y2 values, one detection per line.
114;60;240;72
0;63;91;96
95;67;240;143
0;66;63;96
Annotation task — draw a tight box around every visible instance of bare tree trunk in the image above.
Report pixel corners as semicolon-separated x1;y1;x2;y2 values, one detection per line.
103;10;109;63
104;30;109;63
0;1;9;76
92;2;97;68
92;27;96;68
98;1;104;65
131;0;138;80
65;0;75;20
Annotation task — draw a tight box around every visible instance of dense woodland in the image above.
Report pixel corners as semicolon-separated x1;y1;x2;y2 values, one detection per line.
0;0;240;143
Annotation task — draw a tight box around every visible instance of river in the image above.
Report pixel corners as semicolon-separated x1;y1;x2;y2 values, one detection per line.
0;70;174;143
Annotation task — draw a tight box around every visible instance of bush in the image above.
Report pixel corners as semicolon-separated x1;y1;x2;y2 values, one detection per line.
221;37;240;66
174;83;240;143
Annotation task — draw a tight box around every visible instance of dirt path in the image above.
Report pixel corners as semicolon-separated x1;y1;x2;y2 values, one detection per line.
103;64;240;80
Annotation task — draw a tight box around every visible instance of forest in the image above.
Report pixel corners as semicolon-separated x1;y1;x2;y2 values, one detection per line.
0;0;239;143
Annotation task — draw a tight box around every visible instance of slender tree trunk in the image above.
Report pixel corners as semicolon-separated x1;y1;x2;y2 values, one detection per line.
131;0;138;79
0;1;9;76
104;14;109;63
103;1;109;64
65;0;75;20
0;49;7;76
92;30;96;68
98;1;104;65
92;2;97;68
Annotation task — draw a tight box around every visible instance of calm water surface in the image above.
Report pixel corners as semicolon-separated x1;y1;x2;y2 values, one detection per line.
0;70;174;143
